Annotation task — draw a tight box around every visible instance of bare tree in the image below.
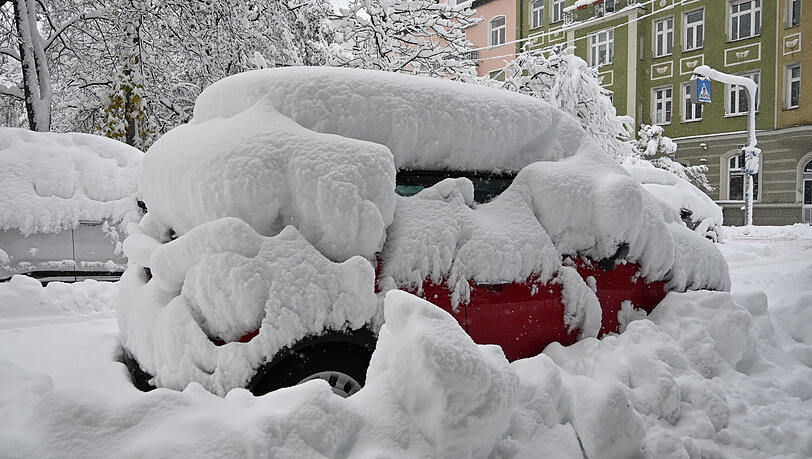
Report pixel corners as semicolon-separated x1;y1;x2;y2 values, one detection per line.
1;0;104;131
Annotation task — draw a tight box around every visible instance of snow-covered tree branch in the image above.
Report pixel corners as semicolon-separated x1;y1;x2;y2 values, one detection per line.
492;45;636;161
330;0;480;79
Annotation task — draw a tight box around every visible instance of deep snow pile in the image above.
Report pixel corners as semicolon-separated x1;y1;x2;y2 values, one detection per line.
1;281;810;458
121;67;728;394
0;128;142;236
0;274;116;318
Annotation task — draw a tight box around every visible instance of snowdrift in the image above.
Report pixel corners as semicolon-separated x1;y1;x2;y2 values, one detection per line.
0;127;142;236
120;67;729;394
5;286;810;458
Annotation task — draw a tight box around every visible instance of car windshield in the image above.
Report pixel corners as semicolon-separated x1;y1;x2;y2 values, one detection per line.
395;170;516;203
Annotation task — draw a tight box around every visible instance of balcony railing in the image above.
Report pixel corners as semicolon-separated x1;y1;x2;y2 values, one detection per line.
564;0;636;25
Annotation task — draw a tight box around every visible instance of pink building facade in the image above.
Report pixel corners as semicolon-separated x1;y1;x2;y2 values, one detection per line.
461;0;517;78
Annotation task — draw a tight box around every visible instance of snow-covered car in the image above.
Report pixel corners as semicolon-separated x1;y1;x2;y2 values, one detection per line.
623;163;725;242
118;67;729;397
0;128;143;283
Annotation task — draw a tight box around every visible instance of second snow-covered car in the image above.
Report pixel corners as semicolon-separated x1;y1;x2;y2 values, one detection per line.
118;67;730;396
0;128;143;283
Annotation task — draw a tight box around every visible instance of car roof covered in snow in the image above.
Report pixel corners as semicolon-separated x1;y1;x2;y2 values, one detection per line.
0;127;142;236
191;66;589;172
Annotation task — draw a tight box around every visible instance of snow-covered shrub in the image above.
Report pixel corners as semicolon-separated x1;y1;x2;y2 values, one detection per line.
487;46;637;161
633;123;712;193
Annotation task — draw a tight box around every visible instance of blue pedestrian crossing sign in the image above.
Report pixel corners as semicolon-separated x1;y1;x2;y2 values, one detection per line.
690;78;712;104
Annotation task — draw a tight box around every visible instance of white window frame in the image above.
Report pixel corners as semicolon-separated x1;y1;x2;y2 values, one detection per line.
589;29;614;67
788;0;801;27
446;0;457;6
652;86;673;125
683;8;704;51
654;17;674;57
786;63;801;109
531;0;545;29
726;71;760;116
803;159;812;216
730;0;761;41
726;152;759;201
682;83;702;122
552;0;565;23
489;16;506;48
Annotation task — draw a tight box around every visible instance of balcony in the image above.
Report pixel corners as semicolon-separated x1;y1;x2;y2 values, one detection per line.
564;0;635;25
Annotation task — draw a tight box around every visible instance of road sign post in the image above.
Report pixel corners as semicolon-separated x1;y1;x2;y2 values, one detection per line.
692;65;760;226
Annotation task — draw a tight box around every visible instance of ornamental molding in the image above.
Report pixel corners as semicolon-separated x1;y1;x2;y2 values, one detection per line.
650;61;673;80
783;33;802;55
680;54;705;75
724;42;761;67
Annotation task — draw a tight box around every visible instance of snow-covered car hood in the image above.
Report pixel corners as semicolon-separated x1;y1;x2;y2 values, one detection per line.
623;163;725;241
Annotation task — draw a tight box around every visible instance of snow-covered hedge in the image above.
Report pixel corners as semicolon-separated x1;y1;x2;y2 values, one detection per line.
0;127;142;236
119;67;730;394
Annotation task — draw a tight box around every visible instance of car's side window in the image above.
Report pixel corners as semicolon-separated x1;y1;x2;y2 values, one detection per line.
395;170;515;203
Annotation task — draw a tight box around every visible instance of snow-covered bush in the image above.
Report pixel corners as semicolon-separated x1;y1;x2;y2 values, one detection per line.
633;123;712;192
488;46;637;161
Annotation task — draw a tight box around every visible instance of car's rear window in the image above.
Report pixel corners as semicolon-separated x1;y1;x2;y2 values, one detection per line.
396;170;516;203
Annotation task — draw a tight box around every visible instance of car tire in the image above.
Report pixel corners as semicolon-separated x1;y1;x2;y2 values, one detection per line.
118;345;156;392
248;330;375;397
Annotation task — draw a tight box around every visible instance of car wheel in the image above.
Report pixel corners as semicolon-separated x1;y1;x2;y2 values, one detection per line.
118;345;156;392
248;330;375;397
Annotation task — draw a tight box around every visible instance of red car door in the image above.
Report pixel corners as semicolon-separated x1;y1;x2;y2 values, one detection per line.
464;279;577;361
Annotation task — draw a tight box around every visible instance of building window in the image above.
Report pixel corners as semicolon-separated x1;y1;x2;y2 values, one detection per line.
489;16;506;47
786;64;801;109
446;0;457;6
730;0;761;40
489;68;506;82
531;0;544;29
604;0;616;13
552;0;564;23
788;0;801;27
654;17;674;57
684;9;704;51
683;83;702;122
653;87;672;125
727;72;759;116
728;152;758;201
589;29;614;66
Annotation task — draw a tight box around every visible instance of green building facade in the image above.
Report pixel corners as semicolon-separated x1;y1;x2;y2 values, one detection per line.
515;0;812;225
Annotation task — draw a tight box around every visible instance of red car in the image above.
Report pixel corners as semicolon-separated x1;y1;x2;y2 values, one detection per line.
119;68;727;397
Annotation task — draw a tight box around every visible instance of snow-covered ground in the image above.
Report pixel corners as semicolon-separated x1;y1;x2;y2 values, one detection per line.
0;226;810;458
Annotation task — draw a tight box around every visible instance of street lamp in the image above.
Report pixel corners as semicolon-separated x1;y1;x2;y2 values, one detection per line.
691;65;760;226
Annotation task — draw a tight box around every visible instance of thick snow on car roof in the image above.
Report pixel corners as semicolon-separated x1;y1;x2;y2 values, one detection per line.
0;127;142;236
191;66;587;172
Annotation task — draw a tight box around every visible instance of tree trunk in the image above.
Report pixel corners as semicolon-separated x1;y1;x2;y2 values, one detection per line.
123;21;140;146
13;0;51;131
